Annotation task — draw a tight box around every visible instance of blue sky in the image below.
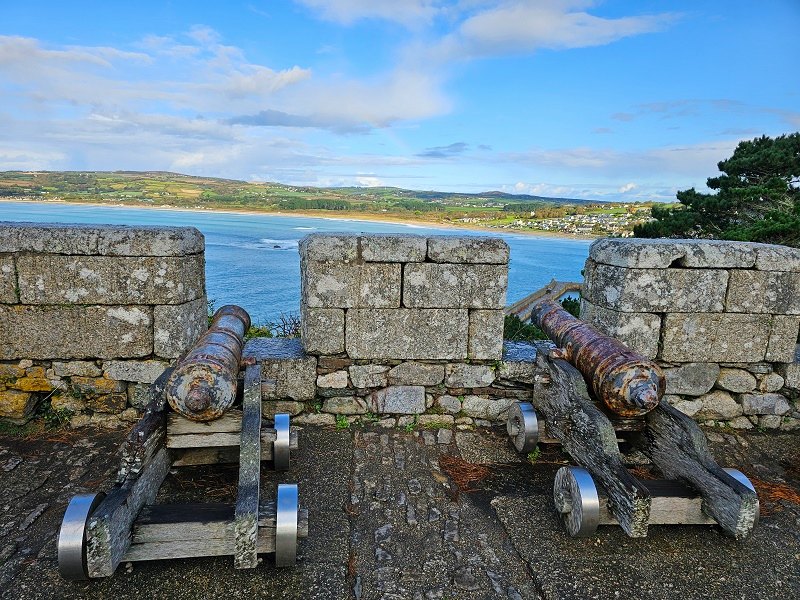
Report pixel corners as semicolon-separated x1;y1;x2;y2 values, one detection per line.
1;1;798;201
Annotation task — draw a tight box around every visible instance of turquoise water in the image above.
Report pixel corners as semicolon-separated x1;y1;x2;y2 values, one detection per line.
0;202;592;324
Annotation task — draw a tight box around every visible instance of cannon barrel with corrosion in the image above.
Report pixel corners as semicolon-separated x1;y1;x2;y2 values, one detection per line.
530;299;664;417
166;305;251;421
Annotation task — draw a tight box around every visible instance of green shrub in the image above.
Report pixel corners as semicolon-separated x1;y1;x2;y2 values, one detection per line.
503;295;582;342
503;314;547;342
560;295;580;317
244;325;273;340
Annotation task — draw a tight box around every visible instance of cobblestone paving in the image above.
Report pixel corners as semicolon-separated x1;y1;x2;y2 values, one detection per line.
348;430;539;599
0;425;798;599
0;431;122;596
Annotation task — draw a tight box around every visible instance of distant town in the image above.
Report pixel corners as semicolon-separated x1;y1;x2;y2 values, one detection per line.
450;204;653;237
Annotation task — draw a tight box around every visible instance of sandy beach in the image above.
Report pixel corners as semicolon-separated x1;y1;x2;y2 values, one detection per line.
0;198;600;242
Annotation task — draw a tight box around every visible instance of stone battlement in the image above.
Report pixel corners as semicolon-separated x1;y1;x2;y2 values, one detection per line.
291;234;523;424
0;223;207;425
0;224;797;433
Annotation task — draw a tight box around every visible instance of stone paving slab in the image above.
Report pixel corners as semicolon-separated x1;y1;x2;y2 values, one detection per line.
1;424;798;600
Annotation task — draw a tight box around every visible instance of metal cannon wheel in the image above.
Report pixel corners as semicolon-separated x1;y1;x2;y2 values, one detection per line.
57;492;106;580
553;466;600;537
273;413;291;471
275;483;299;567
507;401;539;453
724;468;760;527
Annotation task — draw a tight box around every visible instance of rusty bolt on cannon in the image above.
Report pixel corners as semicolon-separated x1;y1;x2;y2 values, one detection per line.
166;305;252;421
531;299;665;417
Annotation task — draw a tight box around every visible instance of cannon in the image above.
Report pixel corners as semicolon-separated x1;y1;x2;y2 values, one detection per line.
531;299;664;417
57;309;304;580
507;301;759;540
166;305;251;421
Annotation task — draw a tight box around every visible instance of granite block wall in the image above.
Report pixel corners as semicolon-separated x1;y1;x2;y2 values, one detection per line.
581;238;800;431
300;233;508;361
287;233;530;428
0;223;207;426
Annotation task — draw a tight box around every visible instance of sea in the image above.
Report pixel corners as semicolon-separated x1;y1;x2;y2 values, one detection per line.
0;202;593;325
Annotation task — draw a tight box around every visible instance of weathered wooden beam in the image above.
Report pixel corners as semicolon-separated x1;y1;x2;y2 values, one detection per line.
167;409;245;434
642;401;759;539
597;479;716;526
234;364;261;569
169;431;298;467
533;353;651;537
167;427;298;450
116;367;172;483
168;431;261;448
86;448;171;578
166;410;299;453
123;502;309;562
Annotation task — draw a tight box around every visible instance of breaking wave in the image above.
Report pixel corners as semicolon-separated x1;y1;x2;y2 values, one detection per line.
213;238;300;251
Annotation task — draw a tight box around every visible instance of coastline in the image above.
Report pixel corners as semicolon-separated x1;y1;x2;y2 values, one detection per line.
0;198;600;242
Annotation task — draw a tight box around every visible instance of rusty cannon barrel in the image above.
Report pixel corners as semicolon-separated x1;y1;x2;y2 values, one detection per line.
531;299;665;417
166;305;251;421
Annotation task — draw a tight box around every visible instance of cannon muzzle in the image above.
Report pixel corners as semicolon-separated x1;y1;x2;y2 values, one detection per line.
166;305;252;421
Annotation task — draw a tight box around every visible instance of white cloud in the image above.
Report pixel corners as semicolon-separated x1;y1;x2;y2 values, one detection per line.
276;68;451;128
355;175;383;187
0;33;311;117
0;35;149;69
504;180;678;202
294;0;444;26
0;30;449;141
510;181;579;197
432;1;676;60
612;98;800;128
502;139;740;181
0;146;68;170
619;182;637;193
203;65;312;100
186;25;222;45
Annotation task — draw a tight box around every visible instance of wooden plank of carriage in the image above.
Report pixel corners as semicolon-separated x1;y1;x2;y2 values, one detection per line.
123;502;309;562
233;364;262;569
597;479;716;526
167;409;245;434
165;410;299;453
86;447;171;577
116;368;173;483
86;371;175;577
643;401;759;539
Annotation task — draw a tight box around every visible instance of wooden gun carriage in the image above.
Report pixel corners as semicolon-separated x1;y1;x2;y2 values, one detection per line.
57;306;307;580
506;300;760;539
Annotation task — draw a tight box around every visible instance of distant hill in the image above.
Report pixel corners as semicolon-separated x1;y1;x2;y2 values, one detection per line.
0;170;654;237
0;170;592;209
